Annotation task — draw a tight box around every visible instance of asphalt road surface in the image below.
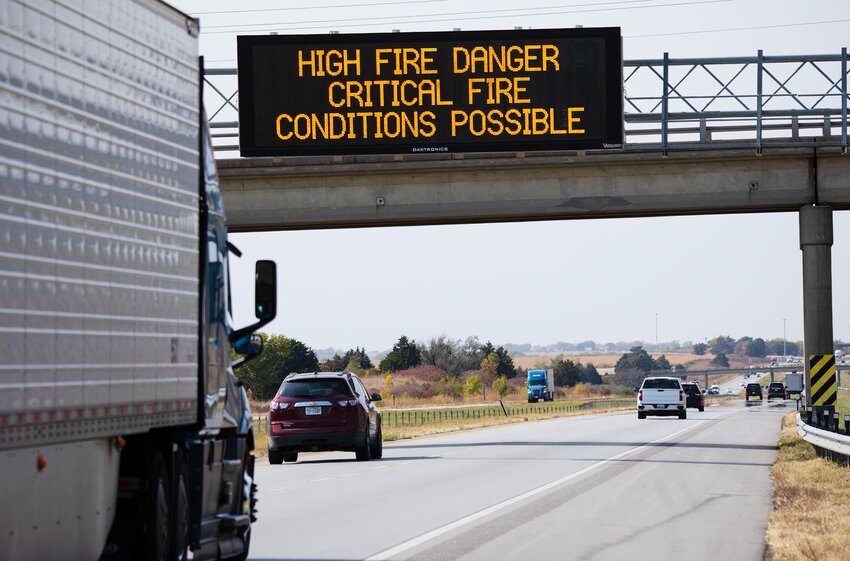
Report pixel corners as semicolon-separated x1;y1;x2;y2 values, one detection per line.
248;400;789;561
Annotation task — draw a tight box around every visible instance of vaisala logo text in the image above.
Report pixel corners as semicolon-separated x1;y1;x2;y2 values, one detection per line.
412;146;449;152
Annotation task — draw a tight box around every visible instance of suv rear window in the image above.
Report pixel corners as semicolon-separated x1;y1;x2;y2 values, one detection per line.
769;382;783;388
682;384;700;395
643;378;680;389
279;378;354;398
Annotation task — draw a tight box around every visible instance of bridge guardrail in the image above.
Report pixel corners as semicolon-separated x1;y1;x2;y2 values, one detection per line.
796;409;850;467
204;49;849;156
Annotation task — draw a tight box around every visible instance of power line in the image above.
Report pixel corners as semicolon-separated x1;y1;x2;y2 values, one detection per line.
626;18;850;39
191;0;448;16
201;0;659;30
201;16;849;65
200;0;731;34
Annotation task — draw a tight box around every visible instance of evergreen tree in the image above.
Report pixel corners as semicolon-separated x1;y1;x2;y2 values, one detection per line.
711;353;730;367
553;359;580;387
614;346;657;373
579;363;603;384
379;335;422;372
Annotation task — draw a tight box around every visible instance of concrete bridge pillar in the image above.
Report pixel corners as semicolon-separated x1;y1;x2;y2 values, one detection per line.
799;204;834;408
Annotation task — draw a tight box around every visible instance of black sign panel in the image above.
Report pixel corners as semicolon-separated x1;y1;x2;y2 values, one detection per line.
237;28;622;157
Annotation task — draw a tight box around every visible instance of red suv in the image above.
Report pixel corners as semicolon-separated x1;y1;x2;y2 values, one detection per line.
267;371;383;464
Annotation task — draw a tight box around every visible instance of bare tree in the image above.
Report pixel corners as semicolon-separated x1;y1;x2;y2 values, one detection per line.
610;368;647;390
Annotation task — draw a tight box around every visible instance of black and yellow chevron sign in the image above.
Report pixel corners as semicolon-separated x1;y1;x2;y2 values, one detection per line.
809;354;837;407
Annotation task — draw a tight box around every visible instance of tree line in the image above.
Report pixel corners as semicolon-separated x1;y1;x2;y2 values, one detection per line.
236;332;809;401
236;333;518;400
693;335;800;358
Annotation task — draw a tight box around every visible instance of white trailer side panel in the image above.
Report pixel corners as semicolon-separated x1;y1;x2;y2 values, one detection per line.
0;0;200;449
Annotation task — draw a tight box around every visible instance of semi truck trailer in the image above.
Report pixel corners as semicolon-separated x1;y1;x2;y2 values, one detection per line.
0;1;275;559
785;373;804;399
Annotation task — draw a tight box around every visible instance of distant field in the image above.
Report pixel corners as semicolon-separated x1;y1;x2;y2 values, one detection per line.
511;351;768;373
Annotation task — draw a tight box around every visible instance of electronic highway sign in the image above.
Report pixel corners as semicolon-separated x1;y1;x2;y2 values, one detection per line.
237;27;622;157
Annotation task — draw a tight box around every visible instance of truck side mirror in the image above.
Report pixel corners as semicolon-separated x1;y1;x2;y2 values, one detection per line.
230;260;277;346
255;260;276;320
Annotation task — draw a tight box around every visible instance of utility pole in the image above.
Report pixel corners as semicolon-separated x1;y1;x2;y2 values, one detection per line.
655;313;659;354
783;318;787;360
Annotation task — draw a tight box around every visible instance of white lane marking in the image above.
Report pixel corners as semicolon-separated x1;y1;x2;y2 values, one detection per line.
365;413;736;561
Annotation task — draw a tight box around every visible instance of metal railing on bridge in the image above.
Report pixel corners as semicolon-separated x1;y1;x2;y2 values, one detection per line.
204;49;849;155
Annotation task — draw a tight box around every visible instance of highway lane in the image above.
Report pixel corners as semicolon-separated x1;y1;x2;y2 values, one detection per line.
708;371;770;396
248;401;789;561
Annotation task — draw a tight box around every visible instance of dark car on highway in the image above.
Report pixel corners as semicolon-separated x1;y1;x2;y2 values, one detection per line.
745;382;763;401
267;371;383;464
681;382;705;412
767;382;785;401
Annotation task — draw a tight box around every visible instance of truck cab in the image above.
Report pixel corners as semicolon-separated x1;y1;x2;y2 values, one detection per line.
527;369;554;403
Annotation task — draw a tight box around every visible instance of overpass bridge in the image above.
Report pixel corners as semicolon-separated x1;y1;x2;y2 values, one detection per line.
204;49;849;409
205;50;850;231
651;363;850;387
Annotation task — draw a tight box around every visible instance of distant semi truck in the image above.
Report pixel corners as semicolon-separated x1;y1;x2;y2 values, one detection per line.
527;369;555;402
785;373;804;399
0;2;276;559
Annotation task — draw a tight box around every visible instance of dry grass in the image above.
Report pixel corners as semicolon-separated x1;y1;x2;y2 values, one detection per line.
380;401;632;441
766;412;850;561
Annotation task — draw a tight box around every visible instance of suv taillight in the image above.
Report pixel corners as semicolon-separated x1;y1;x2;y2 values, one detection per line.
337;398;358;407
270;400;290;411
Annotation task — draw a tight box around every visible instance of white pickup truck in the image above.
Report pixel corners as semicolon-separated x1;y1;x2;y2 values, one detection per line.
637;377;687;419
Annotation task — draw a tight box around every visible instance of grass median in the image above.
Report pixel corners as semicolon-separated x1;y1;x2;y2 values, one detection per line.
251;398;634;458
766;411;850;560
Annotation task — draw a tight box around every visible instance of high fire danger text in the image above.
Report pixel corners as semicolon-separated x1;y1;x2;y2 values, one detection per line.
237;28;622;156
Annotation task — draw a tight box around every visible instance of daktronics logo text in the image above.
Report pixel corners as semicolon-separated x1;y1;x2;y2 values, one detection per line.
412;146;449;152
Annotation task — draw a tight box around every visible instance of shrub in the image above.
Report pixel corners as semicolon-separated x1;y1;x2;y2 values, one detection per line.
464;374;483;396
393;364;450;382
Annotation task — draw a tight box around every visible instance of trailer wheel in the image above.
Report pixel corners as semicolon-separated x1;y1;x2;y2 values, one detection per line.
170;450;189;561
142;450;171;561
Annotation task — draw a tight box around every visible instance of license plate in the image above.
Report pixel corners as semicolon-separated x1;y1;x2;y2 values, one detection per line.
656;404;668;409
305;407;322;415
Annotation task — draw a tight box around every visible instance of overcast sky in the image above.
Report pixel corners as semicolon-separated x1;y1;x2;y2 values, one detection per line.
172;0;850;352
